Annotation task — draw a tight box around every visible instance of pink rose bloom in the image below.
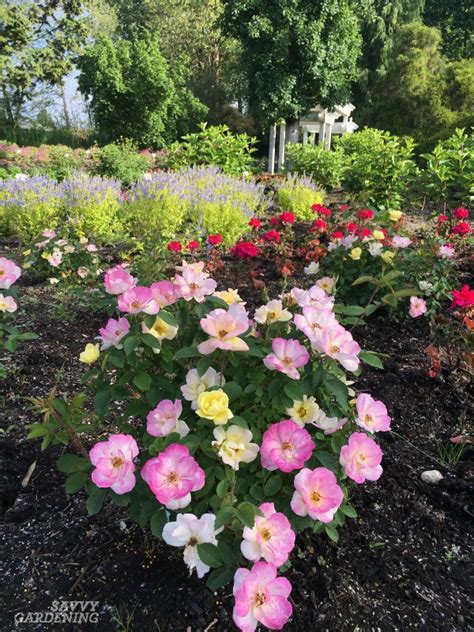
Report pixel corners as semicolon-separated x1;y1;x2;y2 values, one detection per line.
312;323;360;372
409;296;427;318
117;286;160;315
150;280;180;307
261;419;314;473
290;285;334;310
198;303;250;354
55;239;68;247
294;305;337;341
233;561;292;632
241;502;295;567
77;267;89;279
86;244;98;252
174;266;217;303
314;415;347;435
291;467;344;523
339;432;383;484
263;338;309;380
0;294;18;313
99;317;130;350
41;229;56;238
47;250;63;267
391;235;411;248
104;265;136;295
438;244;455;258
355;393;391;432
146;399;189;438
141;444;205;510
0;257;21;290
89;434;139;494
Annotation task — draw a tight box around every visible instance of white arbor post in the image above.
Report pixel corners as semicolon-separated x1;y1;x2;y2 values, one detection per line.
302;128;308;145
268;124;276;174
277;122;286;172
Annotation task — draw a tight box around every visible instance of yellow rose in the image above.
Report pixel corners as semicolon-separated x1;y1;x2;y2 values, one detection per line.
389;210;403;222
41;252;51;260
196;389;233;425
349;247;362;260
381;251;395;264
373;230;385;240
79;343;100;364
142;317;178;341
22;249;31;256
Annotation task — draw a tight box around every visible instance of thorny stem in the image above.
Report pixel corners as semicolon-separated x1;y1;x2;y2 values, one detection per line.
51;409;89;458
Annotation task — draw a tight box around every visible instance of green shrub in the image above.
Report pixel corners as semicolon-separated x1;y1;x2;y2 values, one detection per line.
284;143;344;190
163;123;257;175
123;190;189;243
336;128;418;209
35;145;85;180
93;140;153;187
419;128;473;206
276;174;324;221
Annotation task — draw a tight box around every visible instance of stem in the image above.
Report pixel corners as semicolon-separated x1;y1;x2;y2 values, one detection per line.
51;410;89;458
350;284;380;332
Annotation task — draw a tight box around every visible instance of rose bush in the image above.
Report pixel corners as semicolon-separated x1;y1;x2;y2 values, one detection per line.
29;259;390;631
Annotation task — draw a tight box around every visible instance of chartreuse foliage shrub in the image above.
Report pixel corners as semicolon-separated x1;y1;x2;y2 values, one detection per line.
28;261;388;627
284;143;344;190
276;174;324;221
0;176;63;241
164;123;257;175
334;128;417;210
59;175;123;243
125;167;267;246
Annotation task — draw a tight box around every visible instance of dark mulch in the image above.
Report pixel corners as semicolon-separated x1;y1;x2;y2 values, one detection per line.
1;262;473;631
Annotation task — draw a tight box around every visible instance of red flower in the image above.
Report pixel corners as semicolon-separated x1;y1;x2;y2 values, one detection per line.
360;227;372;239
312;219;327;231
451;285;474;309
249;217;262;230
331;230;344;240
268;217;281;226
452;222;470;236
345;222;358;234
311;203;324;213
357;208;374;220
339;204;350;212
187;240;200;251
315;205;331;217
437;214;449;222
231;241;261;258
279;211;296;224
208;234;223;245
454;207;469;219
262;229;281;243
167;241;182;252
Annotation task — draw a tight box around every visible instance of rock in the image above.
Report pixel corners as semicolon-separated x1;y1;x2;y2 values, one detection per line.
421;470;444;484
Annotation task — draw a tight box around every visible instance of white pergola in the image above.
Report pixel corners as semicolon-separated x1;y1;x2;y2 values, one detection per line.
268;103;358;174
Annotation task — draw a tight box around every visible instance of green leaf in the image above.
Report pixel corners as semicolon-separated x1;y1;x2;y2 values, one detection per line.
215;506;236;530
390;287;419;298
206;295;229;308
142;334;161;349
381;293;398;306
65;470;88;494
352;275;378;286
340;505;358;518
237;501;262;528
133;372;152;391
325;525;339;543
334;304;366;316
157;310;177;327
264;475;282;496
359;351;384;369
150;509;168;538
223;381;243;398
283;381;303;401
324;375;349;410
197;542;224;568
57;453;89;473
175;346;200;359
87;487;107;515
123;335;138;355
315;450;338;472
206;566;234;590
216;479;229;498
197;357;214;375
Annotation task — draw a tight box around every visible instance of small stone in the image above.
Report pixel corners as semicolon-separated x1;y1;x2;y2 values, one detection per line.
421;470;444;484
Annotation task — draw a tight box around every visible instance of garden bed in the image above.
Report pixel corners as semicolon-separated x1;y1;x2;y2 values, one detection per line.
1;262;473;631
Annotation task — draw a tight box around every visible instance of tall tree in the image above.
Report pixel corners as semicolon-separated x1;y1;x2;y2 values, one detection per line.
353;0;424;116
221;0;370;129
78;31;207;145
423;0;473;60
0;0;88;127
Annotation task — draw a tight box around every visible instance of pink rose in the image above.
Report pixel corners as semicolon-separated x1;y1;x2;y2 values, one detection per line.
89;434;139;494
261;419;314;472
